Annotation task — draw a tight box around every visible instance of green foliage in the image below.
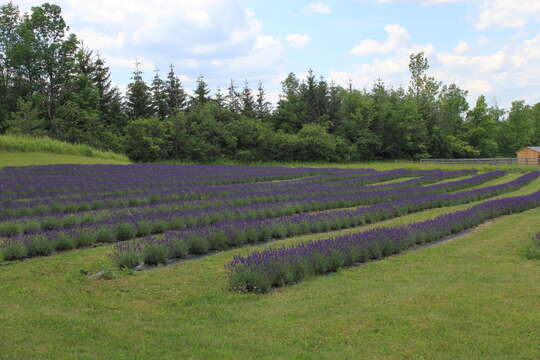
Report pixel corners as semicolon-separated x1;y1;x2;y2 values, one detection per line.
124;117;170;162
113;250;141;269
142;243;168;266
1;2;539;163
2;241;28;260
6;97;47;136
521;234;540;260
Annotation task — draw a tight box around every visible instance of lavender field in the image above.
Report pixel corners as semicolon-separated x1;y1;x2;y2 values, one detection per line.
2;162;540;359
1;164;538;279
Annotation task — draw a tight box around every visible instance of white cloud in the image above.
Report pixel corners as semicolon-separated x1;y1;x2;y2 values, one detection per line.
377;0;540;29
453;41;470;53
436;51;506;72
285;33;311;48
350;24;410;56
477;36;489;45
15;0;289;90
303;2;331;15
377;0;465;4
211;35;285;76
106;56;155;72
475;0;540;30
19;0;265;64
338;24;434;90
338;22;540;106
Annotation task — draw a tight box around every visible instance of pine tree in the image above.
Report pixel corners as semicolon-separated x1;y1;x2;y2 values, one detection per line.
240;80;255;118
192;75;210;107
165;64;186;114
214;87;225;107
255;81;271;120
125;59;152;119
151;69;168;119
226;79;241;113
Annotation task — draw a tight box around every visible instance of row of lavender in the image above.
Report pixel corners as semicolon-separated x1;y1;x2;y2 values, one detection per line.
227;187;540;293
0;169;477;236
106;171;538;269
0;169;430;218
0;170;504;260
0;164;351;199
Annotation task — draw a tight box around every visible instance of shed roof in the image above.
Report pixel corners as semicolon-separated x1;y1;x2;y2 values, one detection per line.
522;146;540;153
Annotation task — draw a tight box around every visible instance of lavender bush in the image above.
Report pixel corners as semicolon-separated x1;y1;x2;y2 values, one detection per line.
228;188;540;293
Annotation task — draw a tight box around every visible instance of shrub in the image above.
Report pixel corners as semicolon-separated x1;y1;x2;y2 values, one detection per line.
187;235;210;255
167;240;188;259
96;227;115;243
229;268;272;293
76;230;98;247
27;235;54;257
124;117;170;162
0;222;22;237
2;241;28;260
114;250;141;269
142;243;168;265
522;234;540;260
54;232;76;251
209;231;228;250
115;223;137;241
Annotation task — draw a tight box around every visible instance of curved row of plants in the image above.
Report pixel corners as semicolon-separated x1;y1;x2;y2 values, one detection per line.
0;170;477;234
0;169;440;219
0;171;502;255
227;186;540;293
106;171;538;269
0;164;339;199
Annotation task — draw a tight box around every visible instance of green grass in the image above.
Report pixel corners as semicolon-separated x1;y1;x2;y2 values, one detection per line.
0;152;129;167
0;134;128;162
164;159;539;173
1;168;540;358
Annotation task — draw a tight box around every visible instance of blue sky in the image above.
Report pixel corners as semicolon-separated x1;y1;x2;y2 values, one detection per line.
15;0;540;107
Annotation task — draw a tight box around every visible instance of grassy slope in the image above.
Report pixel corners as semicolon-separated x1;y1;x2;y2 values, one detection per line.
0;134;129;162
0;162;540;359
0;152;129;167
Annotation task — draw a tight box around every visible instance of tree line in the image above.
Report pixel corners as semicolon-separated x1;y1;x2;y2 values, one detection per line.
1;2;540;162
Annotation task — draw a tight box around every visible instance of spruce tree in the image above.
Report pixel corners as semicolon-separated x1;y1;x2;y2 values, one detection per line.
255;81;271;120
214;87;225;107
125;60;152;119
192;75;210;107
240;80;255;118
165;64;186;114
151;69;168;119
226;79;241;113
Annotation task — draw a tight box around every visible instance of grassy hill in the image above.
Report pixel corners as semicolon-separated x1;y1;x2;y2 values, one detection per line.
0;135;129;166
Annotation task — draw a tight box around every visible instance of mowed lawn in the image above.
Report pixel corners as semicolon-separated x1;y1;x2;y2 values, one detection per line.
1;157;540;359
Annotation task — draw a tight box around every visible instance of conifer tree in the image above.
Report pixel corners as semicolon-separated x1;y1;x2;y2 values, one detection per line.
214;87;225;107
151;69;168;119
192;75;210;107
255;81;271;120
241;80;255;118
226;79;241;113
125;59;152;119
165;64;186;114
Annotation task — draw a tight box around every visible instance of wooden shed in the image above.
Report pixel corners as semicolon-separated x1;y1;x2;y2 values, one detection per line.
516;147;540;165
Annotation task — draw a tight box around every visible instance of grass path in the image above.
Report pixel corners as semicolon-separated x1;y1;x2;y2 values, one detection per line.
1;177;540;359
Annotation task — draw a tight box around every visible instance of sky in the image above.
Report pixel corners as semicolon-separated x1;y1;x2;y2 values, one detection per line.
14;0;540;107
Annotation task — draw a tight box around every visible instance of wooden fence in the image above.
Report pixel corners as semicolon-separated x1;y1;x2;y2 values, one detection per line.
420;158;539;165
